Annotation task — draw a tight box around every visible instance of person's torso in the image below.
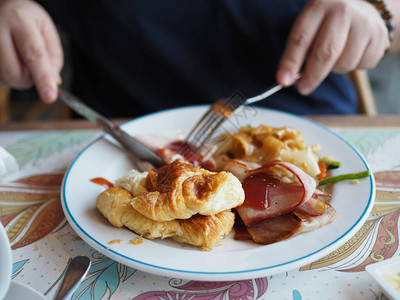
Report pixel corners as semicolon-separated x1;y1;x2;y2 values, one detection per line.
39;0;358;117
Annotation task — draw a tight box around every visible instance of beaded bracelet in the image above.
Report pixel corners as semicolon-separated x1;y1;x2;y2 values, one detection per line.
365;0;396;43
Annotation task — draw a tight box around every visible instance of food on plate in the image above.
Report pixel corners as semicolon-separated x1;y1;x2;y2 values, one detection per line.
214;124;321;177
96;161;243;249
95;123;369;249
211;125;339;244
108;239;122;245
117;160;244;221
129;236;143;245
235;161;320;226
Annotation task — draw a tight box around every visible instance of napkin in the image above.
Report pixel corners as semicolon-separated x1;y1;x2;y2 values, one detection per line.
0;147;19;183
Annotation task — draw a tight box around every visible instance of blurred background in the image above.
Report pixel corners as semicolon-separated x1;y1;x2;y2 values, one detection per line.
369;53;400;114
1;38;399;123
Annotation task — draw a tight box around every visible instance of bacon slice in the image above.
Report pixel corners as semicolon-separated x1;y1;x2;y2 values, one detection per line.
134;135;217;170
219;158;260;181
295;203;337;234
296;197;326;216
236;160;318;226
237;203;337;245
245;213;301;244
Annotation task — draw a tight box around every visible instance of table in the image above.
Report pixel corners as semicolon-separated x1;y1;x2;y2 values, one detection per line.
1;115;400;300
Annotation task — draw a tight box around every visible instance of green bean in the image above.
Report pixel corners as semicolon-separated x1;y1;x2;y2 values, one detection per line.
327;160;341;169
318;170;371;186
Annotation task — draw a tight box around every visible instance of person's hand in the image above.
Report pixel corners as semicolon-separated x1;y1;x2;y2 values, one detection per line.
277;0;390;95
0;0;63;103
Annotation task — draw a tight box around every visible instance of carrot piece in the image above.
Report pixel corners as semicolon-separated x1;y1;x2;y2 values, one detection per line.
90;177;114;189
317;162;327;180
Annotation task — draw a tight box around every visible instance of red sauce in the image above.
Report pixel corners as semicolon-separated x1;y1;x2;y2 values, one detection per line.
242;172;280;210
166;141;207;168
90;177;114;189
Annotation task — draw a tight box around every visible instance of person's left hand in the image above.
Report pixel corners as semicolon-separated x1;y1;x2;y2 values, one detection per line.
276;0;390;95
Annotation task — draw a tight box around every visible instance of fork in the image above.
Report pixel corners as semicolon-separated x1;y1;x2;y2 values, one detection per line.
182;82;286;157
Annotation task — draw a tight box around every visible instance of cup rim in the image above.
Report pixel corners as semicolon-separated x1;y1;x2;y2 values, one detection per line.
0;222;12;299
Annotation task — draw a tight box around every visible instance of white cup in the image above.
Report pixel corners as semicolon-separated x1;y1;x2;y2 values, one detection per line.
0;222;11;300
0;147;19;184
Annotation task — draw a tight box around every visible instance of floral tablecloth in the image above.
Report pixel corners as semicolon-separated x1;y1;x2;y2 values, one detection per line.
1;126;400;300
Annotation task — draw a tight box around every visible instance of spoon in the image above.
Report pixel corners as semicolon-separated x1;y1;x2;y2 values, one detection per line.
53;255;91;300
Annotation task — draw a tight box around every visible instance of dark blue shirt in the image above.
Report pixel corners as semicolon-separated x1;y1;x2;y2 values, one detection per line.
38;0;358;117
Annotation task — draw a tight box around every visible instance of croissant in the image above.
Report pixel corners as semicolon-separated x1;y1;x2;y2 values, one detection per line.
96;187;235;247
116;161;244;221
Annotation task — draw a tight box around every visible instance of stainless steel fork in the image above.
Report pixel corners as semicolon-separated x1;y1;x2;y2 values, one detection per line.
183;82;286;155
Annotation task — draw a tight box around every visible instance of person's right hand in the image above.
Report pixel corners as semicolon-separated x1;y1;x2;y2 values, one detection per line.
0;0;63;103
276;0;390;96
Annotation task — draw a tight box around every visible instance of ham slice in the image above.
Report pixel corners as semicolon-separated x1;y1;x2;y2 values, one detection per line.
232;160;337;245
296;197;326;216
236;203;337;245
219;158;260;181
245;213;302;244
134;135;217;170
294;203;337;234
236;160;318;226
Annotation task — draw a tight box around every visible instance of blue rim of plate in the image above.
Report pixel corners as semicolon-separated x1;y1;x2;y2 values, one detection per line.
61;105;375;278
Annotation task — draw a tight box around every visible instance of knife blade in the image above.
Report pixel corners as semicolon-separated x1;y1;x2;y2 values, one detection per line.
58;88;165;168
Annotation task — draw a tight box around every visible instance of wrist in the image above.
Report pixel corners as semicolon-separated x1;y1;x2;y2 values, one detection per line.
364;0;396;45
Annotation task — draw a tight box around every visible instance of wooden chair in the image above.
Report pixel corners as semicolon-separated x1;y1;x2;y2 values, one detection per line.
350;69;377;116
0;86;10;123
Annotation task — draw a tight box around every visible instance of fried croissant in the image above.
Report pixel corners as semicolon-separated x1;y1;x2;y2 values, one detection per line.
116;161;244;221
96;187;235;247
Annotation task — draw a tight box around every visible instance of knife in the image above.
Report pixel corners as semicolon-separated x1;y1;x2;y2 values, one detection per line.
58;88;165;168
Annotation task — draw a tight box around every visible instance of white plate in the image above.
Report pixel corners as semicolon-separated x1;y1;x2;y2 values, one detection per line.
3;281;45;300
0;222;11;299
61;106;375;281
